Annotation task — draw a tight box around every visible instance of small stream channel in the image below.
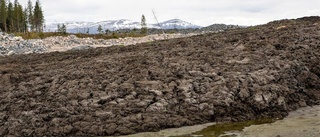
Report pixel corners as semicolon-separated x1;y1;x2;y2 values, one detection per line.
118;119;277;137
171;119;276;137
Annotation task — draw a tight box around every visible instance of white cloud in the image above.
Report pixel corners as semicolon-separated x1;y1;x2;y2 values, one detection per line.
18;0;320;26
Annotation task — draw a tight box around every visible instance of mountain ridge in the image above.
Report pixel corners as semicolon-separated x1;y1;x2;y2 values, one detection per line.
45;19;202;34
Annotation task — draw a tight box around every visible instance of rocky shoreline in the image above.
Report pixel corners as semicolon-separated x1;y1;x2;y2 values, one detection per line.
0;17;319;136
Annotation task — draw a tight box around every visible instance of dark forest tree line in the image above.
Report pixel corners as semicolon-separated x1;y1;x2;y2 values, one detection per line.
0;0;44;33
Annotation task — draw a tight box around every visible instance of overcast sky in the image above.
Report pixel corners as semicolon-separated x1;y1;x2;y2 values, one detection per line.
18;0;320;26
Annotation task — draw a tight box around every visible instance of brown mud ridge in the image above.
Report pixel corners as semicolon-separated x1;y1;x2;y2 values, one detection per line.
0;16;320;136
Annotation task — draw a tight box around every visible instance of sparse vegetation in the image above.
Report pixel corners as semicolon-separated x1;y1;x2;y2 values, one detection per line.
111;32;118;39
14;31;147;39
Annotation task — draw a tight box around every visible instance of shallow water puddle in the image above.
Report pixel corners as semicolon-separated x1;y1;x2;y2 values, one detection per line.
120;106;320;137
171;119;276;137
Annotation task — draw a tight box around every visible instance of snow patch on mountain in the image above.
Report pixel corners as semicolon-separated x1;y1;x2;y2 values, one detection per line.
45;19;202;34
158;19;202;29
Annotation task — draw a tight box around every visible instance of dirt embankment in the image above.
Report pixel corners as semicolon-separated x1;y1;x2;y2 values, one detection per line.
0;16;320;136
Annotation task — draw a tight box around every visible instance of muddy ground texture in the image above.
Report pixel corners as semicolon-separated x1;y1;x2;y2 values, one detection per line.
0;16;320;136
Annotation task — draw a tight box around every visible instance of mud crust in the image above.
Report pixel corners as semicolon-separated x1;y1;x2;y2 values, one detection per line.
0;16;320;136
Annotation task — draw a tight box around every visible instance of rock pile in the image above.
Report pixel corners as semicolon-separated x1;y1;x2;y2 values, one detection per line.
0;32;197;56
0;33;48;56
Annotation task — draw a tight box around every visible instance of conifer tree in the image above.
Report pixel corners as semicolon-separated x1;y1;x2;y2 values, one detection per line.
61;24;66;34
140;14;147;34
13;0;23;32
22;7;28;32
33;0;44;32
27;0;33;31
0;0;39;33
57;23;66;34
7;1;14;32
0;0;8;32
17;3;26;32
57;24;60;32
97;25;103;34
14;0;18;30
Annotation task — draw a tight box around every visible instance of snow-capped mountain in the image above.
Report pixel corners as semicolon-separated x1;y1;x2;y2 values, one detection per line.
157;19;202;29
45;19;202;34
45;21;93;32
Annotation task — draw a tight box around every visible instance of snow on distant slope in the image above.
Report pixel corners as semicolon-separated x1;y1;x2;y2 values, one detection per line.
45;21;93;32
158;19;202;29
45;19;202;34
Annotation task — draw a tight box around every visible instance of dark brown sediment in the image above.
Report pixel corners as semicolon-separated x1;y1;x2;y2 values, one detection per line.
0;16;320;136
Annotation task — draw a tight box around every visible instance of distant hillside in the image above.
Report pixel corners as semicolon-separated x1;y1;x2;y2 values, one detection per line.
45;19;202;34
200;24;246;32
